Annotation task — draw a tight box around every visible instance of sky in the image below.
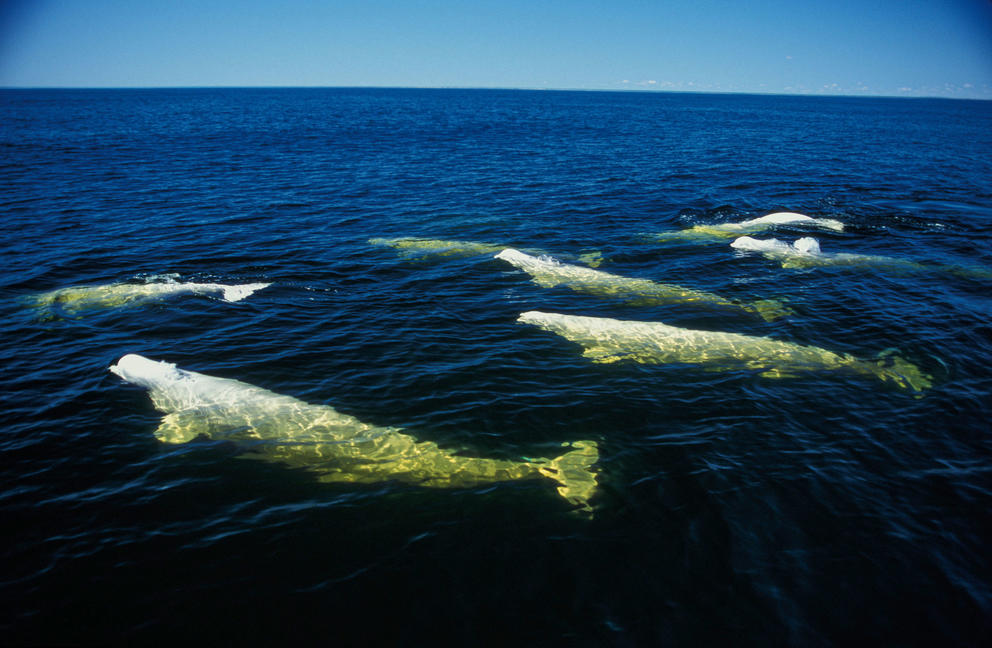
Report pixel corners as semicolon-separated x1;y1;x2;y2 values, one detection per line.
2;0;991;98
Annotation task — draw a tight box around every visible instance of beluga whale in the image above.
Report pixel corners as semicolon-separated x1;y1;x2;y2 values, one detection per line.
371;237;604;267
31;280;271;318
731;235;949;274
110;354;601;514
369;237;508;259
495;248;790;322
652;212;845;243
516;311;932;394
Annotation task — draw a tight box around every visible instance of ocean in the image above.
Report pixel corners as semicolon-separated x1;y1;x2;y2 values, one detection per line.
2;87;990;645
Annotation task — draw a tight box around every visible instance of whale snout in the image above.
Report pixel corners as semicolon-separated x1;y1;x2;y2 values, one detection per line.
110;353;180;387
494;247;527;263
730;236;763;250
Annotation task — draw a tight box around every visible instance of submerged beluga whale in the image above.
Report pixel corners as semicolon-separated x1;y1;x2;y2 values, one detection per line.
652;212;845;243
370;237;509;259
370;237;604;267
32;280;271;318
495;248;790;322
517;311;932;394
110;354;600;514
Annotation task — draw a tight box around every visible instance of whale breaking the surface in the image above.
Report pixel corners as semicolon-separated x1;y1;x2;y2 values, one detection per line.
730;235;932;272
652;212;845;243
517;311;931;393
733;236;992;280
496;248;790;322
110;354;600;514
32;281;271;317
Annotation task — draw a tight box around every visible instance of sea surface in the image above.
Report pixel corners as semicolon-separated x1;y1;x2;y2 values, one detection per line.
2;88;991;645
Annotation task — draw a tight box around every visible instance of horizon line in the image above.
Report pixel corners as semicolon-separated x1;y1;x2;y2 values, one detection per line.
1;84;990;102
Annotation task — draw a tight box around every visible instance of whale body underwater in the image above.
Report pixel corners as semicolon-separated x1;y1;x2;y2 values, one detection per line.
495;248;790;322
110;354;600;514
369;236;508;259
652;212;845;243
517;311;932;394
32;281;271;317
371;237;605;267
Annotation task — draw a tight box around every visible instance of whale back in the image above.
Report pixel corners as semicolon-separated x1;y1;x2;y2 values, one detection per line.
738;213;844;232
730;236;791;253
740;212;814;227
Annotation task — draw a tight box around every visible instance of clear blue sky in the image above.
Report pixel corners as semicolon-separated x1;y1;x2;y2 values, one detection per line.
2;0;991;98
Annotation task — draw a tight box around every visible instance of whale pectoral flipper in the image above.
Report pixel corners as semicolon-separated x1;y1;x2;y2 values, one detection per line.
872;351;933;394
154;410;214;444
757;368;800;379
582;346;625;363
747;299;793;322
537;441;600;515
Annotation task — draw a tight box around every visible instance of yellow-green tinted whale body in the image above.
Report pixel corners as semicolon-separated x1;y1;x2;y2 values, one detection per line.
496;248;790;322
110;354;600;513
517;311;931;393
369;237;508;259
370;237;604;267
32;281;270;317
652;212;845;243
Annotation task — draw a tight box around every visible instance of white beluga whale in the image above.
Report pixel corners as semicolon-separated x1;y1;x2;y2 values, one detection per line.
495;248;790;322
32;280;270;318
652;212;845;243
731;236;927;271
109;354;600;514
371;237;604;267
517;311;932;393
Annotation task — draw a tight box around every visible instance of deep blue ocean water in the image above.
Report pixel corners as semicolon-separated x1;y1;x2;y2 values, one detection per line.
2;87;991;645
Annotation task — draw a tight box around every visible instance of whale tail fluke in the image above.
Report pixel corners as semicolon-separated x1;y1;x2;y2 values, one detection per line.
537;440;600;516
221;283;271;302
872;350;933;394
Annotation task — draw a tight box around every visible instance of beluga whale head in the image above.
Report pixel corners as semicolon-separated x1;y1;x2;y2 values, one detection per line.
110;354;223;417
110;354;185;390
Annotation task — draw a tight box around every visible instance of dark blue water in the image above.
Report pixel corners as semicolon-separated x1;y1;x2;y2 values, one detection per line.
2;88;991;645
